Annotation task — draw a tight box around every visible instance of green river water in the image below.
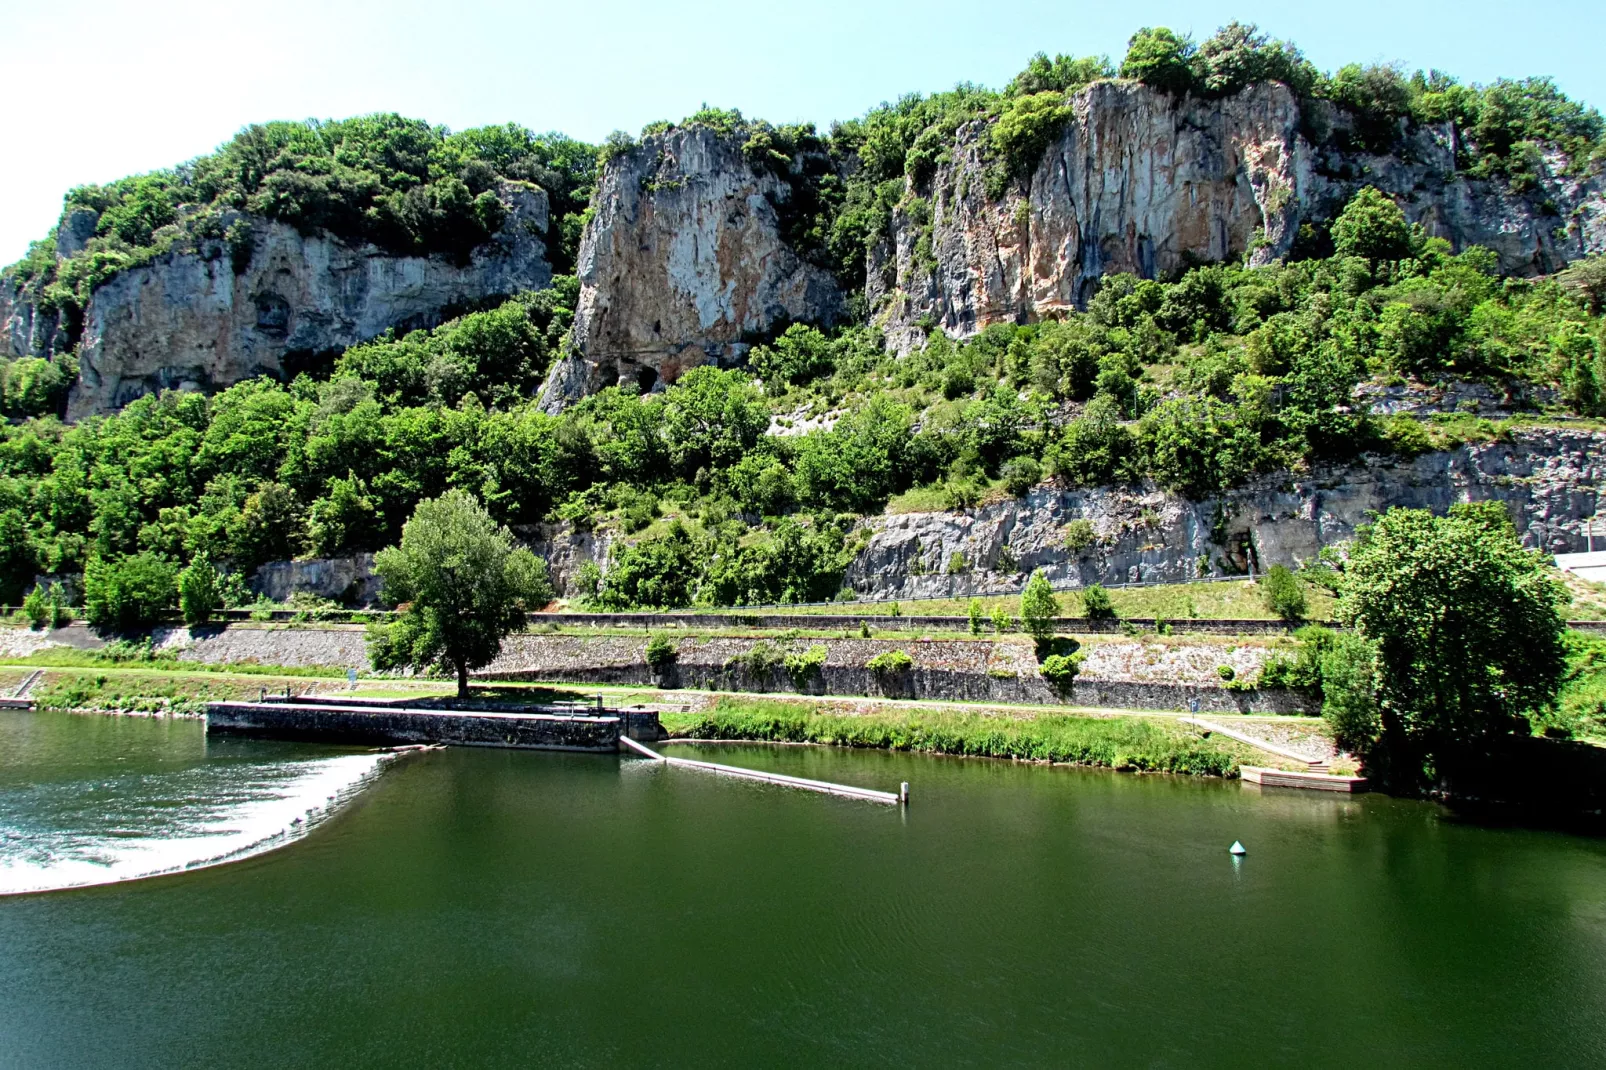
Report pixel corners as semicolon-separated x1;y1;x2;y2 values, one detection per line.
2;710;1604;1068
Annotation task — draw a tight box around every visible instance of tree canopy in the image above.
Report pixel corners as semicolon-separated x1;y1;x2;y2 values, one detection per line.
366;490;553;696
1335;501;1569;789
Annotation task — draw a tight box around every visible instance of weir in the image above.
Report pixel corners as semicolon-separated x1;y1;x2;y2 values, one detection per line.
206;698;641;752
620;735;907;805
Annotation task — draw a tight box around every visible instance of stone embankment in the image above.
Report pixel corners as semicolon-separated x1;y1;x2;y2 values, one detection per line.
3;623;1314;714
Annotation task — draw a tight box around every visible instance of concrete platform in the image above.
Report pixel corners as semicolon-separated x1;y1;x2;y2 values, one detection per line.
206;700;630;752
1241;766;1369;793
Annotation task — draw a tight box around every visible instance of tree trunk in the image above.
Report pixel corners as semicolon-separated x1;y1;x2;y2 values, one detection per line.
456;660;469;700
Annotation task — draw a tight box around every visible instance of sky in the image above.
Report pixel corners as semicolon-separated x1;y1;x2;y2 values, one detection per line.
3;0;1602;264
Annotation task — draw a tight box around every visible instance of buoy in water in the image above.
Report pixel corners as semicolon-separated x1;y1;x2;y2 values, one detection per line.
1229;841;1246;855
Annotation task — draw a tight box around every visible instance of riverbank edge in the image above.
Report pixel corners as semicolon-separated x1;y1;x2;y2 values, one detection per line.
658;697;1262;778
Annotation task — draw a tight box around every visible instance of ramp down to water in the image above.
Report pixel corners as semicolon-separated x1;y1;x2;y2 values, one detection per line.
621;736;906;805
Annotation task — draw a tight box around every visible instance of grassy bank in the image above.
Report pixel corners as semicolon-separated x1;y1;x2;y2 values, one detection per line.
699;579;1336;623
660;697;1250;777
25;669;343;715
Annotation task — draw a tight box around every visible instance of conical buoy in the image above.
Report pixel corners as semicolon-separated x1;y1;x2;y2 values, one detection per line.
1229;841;1246;855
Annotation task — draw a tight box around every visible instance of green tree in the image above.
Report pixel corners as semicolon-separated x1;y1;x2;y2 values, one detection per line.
1331;187;1413;263
366;491;553;698
177;557;222;625
1119;28;1197;95
1337;502;1568;788
1081;583;1115;619
83;552;177;631
1260;564;1307;621
1320;631;1380;753
968;597;984;635
1021;569;1061;643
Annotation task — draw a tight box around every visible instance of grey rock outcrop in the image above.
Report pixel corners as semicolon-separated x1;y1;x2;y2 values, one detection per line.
873;81;1605;350
248;554;382;606
539;126;845;411
844;427;1606;599
3;184;551;418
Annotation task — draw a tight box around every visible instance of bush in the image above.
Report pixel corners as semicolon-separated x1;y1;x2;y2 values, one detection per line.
1081;584;1115;619
991;606;1012;632
1040;651;1084;694
1260;564;1307;621
645;633;678;671
784;644;828;690
1320;632;1380;753
1000;455;1042;497
1331;187;1412;263
968;598;984;635
1217;664;1236;681
1063;519;1096;553
1021;569;1060;640
83;553;177;630
21;583;71;630
866;649;914;674
177;558;222;625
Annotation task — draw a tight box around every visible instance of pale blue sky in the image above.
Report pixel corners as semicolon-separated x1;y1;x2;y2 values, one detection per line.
3;0;1601;263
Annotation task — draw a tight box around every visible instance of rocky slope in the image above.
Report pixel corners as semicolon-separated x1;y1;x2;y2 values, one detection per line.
2;184;552;418
537;126;845;412
845;426;1606;600
871;82;1606;351
495;427;1600;600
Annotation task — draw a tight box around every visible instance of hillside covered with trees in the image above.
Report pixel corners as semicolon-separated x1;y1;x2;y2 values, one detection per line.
1;22;1604;616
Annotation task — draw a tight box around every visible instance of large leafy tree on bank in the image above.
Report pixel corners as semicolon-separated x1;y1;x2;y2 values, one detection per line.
366;491;552;697
1334;502;1568;789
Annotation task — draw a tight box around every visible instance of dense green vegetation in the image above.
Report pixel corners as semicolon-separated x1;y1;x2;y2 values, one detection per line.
1;115;597;382
2;22;1604;621
3;189;1604;612
1317;502;1570;791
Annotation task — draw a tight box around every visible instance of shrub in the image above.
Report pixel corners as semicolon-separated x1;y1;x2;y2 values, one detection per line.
946;551;968;575
1320;632;1380;754
1040;651;1084;694
1331;187;1412;263
968;598;984;635
1260;564;1307;622
866;649;914;674
645;633;678;671
1217;664;1236;681
177;558;222;625
21;583;70;630
728;640;786;681
1021;569;1060;640
991;606;1012;632
1000;455;1042;497
1081;584;1115;619
83;553;177;631
1063;519;1096;553
784;644;828;690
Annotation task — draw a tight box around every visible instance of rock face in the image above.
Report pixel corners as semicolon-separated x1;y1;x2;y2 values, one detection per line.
248;554;382;606
3;184;551;418
845;427;1606;599
872;81;1606;350
538;126;845;411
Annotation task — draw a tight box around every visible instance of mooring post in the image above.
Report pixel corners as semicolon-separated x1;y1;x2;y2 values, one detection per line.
900;782;910;805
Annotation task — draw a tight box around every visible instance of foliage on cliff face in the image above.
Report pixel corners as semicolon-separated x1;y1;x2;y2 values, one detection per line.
2;183;1604;610
3;115;597;329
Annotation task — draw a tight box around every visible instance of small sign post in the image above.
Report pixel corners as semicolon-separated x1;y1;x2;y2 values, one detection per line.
347;668;358;690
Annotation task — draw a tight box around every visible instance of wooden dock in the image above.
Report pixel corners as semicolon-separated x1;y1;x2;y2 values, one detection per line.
620;736;906;805
1240;766;1369;793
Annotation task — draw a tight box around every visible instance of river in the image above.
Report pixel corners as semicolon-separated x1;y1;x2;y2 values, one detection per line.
1;710;1604;1067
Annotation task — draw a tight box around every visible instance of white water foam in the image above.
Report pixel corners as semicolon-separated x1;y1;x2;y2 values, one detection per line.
0;751;398;896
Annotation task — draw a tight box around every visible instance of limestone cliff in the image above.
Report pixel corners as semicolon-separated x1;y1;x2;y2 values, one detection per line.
872;82;1606;350
537;126;845;412
3;184;551;418
845;427;1606;600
